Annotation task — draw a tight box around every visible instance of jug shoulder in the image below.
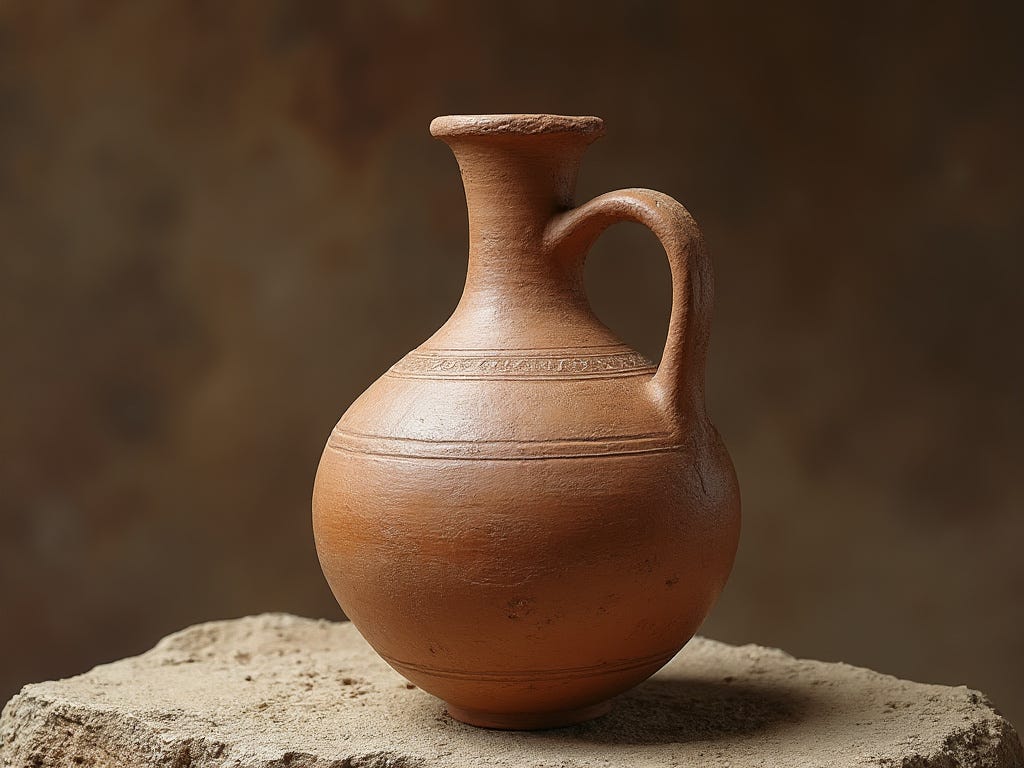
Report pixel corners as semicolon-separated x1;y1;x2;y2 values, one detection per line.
331;344;687;462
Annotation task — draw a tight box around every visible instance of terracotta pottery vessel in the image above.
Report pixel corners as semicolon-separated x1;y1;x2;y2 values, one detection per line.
313;114;740;730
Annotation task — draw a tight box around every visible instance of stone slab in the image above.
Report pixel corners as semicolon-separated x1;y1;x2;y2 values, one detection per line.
1;613;1020;767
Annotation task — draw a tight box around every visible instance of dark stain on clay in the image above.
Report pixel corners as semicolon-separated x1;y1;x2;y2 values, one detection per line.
506;598;534;620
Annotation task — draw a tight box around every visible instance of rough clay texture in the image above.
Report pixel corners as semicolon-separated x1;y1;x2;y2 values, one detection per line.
1;614;1020;768
428;114;605;137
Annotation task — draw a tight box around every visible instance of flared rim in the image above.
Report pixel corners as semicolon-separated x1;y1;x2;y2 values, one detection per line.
430;114;605;139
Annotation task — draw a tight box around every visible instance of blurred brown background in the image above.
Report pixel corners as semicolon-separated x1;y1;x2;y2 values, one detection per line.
2;0;1022;726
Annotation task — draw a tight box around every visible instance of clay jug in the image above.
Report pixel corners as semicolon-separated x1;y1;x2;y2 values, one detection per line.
312;114;740;730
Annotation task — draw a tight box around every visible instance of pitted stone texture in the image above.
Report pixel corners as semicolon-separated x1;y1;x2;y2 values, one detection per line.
1;614;1020;768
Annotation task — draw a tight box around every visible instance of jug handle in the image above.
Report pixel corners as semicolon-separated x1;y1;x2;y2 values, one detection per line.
544;188;712;425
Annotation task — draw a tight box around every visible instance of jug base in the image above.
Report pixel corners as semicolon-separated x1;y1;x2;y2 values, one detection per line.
445;700;612;730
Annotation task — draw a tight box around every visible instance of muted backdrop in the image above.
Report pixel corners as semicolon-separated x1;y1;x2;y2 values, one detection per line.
2;1;1023;725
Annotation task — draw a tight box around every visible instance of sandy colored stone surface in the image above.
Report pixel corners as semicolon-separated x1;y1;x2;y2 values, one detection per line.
1;614;1020;768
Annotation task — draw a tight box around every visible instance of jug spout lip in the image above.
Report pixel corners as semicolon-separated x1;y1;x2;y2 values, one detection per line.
430;114;605;140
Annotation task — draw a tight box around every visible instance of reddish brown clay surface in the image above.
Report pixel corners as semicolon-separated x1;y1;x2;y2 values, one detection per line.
312;114;741;729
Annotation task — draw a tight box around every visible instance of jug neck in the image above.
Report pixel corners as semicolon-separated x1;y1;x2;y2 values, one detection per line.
436;117;604;300
432;116;604;246
428;115;618;351
453;138;583;251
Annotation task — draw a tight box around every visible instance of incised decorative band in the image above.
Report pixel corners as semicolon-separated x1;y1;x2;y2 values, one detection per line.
388;347;656;380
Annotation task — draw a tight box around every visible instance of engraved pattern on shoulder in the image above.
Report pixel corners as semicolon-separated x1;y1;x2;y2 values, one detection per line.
388;346;656;380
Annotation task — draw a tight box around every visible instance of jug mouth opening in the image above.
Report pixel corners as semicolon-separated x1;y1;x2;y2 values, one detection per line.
430;114;605;140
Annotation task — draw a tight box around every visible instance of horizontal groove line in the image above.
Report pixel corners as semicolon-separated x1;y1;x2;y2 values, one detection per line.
326;442;684;461
333;428;672;445
415;344;630;353
385;370;656;381
380;649;677;682
404;352;640;360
